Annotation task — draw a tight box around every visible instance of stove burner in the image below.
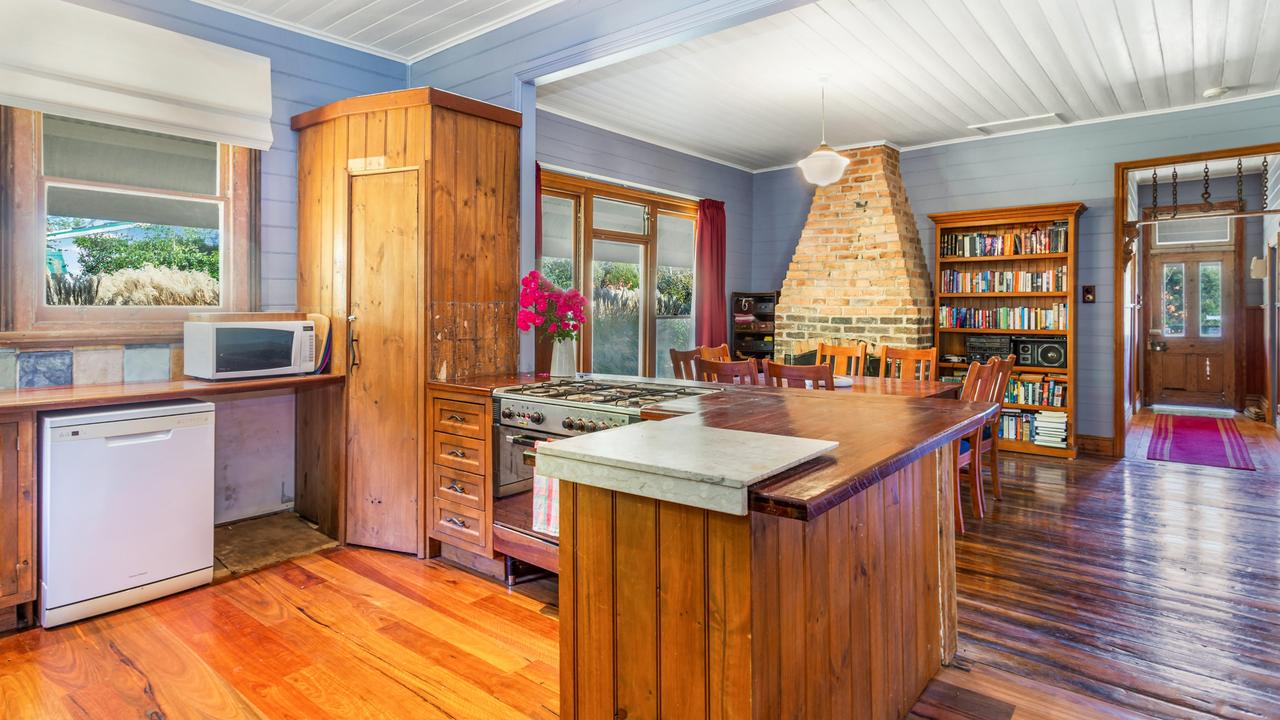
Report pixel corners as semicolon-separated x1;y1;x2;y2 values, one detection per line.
497;378;721;412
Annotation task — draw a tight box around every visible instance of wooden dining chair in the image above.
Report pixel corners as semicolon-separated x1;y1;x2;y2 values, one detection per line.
698;344;731;361
879;346;939;381
818;341;867;377
669;347;701;380
953;359;995;533
983;354;1016;501
762;359;836;391
693;357;760;385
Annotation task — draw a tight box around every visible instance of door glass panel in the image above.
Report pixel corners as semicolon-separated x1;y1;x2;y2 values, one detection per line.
1199;261;1222;337
1161;263;1185;337
539;194;575;289
592;196;648;234
591;239;643;375
654;214;697;377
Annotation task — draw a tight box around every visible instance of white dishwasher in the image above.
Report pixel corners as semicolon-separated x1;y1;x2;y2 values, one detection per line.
40;400;215;628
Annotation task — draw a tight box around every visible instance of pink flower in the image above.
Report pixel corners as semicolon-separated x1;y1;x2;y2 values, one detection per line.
548;323;559;334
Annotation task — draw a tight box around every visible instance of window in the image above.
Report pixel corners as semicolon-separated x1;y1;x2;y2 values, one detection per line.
539;171;698;377
1198;261;1222;337
1161;262;1185;337
1153;214;1232;246
2;108;255;343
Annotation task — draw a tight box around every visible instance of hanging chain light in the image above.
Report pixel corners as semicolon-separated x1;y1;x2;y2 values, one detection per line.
1200;162;1213;212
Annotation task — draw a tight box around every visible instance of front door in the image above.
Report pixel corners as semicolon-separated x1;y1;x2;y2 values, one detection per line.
1144;249;1235;407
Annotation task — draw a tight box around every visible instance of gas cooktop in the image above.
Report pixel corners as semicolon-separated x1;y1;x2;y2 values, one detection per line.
493;378;722;435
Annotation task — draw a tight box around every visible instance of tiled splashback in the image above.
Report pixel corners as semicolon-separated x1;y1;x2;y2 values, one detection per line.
0;344;185;390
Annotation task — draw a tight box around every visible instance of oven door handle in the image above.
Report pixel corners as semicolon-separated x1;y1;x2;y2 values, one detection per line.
505;434;543;448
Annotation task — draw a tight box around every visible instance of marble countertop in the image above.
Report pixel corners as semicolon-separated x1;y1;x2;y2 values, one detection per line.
536;414;837;515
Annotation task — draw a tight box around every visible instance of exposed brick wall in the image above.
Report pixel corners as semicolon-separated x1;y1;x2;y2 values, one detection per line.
774;144;933;359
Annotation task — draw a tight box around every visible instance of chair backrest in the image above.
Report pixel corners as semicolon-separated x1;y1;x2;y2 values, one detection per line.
669;347;700;380
879;346;939;381
818;341;867;377
988;354;1016;407
763;359;836;391
694;357;760;385
959;360;994;402
699;344;731;361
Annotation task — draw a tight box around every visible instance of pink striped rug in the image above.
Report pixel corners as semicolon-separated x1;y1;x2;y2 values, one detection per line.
1146;414;1256;470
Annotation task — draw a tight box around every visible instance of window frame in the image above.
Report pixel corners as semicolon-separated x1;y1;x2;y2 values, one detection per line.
539;170;698;377
0;107;257;348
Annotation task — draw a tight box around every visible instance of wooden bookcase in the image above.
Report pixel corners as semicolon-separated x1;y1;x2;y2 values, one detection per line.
929;202;1086;458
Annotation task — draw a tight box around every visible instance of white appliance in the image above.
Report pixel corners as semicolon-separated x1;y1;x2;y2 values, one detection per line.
183;320;316;380
40;400;215;628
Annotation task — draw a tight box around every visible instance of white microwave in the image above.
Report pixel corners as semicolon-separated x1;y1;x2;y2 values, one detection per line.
183;320;316;380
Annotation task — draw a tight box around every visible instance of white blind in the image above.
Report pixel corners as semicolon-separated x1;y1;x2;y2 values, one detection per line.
0;0;274;150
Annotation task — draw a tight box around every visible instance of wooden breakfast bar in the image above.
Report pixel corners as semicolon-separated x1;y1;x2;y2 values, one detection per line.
540;387;998;720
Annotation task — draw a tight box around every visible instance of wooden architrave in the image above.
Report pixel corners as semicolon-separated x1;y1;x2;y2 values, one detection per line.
1112;142;1280;457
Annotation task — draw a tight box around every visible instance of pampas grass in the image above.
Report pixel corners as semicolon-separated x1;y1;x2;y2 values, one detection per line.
47;265;219;306
94;264;219;306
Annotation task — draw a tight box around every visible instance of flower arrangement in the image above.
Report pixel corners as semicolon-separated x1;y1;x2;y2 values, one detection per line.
517;270;587;343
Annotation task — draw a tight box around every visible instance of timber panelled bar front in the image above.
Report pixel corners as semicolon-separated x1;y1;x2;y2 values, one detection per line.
541;386;999;719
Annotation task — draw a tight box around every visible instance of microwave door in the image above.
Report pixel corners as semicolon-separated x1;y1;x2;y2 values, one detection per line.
214;326;297;377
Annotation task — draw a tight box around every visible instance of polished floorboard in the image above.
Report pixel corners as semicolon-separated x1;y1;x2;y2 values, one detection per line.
3;418;1279;719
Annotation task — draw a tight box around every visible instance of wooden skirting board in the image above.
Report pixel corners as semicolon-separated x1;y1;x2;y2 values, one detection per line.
1075;434;1113;456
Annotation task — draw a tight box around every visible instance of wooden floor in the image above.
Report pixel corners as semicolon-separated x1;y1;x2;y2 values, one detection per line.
3;417;1278;719
953;411;1280;719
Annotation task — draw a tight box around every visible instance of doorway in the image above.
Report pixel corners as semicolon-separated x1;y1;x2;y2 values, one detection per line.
1141;205;1243;409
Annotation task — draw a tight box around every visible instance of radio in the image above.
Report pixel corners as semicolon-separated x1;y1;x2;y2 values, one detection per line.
964;335;1012;363
1014;336;1067;368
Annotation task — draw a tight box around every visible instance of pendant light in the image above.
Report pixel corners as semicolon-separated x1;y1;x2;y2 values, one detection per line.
797;80;849;186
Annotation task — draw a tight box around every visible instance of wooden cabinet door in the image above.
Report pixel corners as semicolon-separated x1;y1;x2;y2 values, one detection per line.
346;169;422;554
0;414;35;608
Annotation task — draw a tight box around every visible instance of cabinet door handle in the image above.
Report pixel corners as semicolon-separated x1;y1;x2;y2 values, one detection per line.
446;481;466;494
347;315;360;369
446;414;466;422
444;516;468;528
447;449;467;458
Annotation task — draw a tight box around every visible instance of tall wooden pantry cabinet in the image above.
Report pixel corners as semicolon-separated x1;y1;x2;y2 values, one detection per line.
291;88;521;556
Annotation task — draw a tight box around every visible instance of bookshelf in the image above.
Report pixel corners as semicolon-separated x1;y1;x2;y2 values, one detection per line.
730;291;779;361
928;202;1086;459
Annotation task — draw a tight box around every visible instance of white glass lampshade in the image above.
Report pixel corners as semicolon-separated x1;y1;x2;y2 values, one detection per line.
797;143;849;186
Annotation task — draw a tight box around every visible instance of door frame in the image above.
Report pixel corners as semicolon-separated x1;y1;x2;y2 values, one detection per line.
1112;142;1280;457
1139;199;1244;408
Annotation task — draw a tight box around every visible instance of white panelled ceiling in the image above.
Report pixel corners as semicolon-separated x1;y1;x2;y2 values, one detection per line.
193;0;563;61
537;0;1280;171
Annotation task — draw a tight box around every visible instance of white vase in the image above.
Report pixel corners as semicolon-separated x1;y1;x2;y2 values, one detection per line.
551;340;577;378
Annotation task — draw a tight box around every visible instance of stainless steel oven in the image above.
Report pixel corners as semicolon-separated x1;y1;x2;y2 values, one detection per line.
492;422;557;498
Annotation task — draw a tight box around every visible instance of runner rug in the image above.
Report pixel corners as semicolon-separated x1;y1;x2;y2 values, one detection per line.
1146;414;1256;471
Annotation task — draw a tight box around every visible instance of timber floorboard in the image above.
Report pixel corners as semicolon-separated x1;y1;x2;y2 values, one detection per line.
3;427;1280;718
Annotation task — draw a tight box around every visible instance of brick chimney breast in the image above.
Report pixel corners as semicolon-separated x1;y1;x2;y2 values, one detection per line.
774;144;934;360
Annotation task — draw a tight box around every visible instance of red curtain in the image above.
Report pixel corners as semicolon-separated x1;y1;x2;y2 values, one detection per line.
695;198;727;348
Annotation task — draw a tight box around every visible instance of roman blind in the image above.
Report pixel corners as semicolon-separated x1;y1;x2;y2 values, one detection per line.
0;0;273;150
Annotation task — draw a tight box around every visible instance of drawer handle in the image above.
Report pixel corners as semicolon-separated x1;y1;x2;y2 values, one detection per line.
446;414;467;422
444;516;468;529
447;449;467;458
445;481;466;494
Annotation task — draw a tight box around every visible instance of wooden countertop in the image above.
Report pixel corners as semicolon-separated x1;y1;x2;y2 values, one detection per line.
642;386;998;521
0;373;344;413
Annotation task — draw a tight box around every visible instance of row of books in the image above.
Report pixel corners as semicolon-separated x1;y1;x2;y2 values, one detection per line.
938;304;1069;331
997;409;1069;447
1005;373;1068;408
940;221;1069;258
940;266;1068;294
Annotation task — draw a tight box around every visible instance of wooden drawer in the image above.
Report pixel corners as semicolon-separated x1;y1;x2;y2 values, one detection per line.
432;497;486;550
434;432;487;476
434;465;485;511
431;397;487;440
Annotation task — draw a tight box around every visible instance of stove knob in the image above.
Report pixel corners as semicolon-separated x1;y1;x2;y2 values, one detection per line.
562;417;574;430
584;420;599;432
530;411;545;425
500;407;514;419
574;418;588;431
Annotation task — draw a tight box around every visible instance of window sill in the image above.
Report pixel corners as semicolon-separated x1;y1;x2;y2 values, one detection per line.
0;328;182;350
